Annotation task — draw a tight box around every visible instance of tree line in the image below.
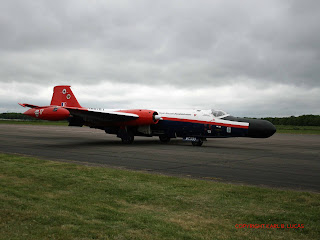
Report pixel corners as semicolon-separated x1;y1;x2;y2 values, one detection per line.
262;115;320;126
0;112;41;121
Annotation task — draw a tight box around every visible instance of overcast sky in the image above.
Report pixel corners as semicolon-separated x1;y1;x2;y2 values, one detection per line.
0;0;319;117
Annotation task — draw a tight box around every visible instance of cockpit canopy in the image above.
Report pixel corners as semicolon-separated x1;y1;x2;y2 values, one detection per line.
211;109;229;118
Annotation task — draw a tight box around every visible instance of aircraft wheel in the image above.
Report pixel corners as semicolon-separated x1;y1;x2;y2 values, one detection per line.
192;139;203;146
121;132;134;144
159;135;170;143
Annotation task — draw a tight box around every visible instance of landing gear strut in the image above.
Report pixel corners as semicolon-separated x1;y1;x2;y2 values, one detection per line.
118;128;135;144
121;131;134;144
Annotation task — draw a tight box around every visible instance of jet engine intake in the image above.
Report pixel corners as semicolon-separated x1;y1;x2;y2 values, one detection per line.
118;109;160;126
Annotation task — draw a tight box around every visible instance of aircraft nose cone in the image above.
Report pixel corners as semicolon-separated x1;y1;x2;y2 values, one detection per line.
248;119;276;138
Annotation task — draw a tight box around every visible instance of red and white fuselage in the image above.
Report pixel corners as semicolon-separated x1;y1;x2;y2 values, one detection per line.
20;85;276;146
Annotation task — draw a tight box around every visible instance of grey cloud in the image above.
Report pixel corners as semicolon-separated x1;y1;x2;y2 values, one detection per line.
1;1;319;88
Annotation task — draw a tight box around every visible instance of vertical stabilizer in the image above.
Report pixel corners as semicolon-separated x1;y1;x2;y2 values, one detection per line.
50;85;82;108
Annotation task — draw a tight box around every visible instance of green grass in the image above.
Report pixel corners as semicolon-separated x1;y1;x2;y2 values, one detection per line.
0;154;319;240
275;125;320;134
0;119;68;126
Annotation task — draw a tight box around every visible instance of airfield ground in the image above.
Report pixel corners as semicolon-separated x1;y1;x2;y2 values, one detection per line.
0;123;319;239
1;153;319;240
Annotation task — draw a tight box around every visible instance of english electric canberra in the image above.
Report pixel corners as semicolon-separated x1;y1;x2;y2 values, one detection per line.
19;85;276;146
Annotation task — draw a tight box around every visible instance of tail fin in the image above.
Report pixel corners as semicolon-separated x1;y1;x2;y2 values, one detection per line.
50;85;82;108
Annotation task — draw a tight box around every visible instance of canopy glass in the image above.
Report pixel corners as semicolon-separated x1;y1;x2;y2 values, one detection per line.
211;109;229;118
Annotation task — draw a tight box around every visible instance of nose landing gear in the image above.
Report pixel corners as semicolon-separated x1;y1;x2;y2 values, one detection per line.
191;138;203;146
183;137;205;146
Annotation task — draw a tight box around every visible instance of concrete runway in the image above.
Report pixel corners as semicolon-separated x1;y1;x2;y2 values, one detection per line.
0;124;319;192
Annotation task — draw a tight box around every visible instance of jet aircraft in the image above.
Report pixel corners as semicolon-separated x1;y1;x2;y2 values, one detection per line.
19;85;276;146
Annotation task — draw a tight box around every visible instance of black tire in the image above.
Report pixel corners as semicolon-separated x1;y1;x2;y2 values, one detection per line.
121;132;134;144
159;135;170;143
192;139;203;146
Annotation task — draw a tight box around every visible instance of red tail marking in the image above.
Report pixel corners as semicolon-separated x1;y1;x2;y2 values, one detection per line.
50;85;82;108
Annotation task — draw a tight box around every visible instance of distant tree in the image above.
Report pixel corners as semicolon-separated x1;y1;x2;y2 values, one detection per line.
262;115;320;126
0;113;39;121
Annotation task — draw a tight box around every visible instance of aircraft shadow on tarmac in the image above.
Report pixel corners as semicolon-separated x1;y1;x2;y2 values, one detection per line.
39;139;188;148
37;138;269;152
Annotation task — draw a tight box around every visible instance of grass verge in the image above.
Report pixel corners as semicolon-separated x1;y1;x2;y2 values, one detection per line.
0;153;319;240
275;125;320;134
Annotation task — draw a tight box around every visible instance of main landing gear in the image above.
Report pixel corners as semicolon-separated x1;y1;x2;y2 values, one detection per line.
118;128;135;144
121;132;134;144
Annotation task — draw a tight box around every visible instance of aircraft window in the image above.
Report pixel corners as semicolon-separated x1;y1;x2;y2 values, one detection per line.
53;107;58;112
211;109;229;118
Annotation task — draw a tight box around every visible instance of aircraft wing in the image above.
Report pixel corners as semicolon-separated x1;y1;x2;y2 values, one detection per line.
66;108;139;122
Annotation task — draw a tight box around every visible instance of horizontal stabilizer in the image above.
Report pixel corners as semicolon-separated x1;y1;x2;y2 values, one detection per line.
18;103;41;108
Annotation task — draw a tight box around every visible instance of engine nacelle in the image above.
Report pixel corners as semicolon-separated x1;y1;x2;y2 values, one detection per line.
117;109;160;126
24;107;70;121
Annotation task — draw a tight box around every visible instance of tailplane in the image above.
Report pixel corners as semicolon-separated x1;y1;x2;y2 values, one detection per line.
50;85;82;108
